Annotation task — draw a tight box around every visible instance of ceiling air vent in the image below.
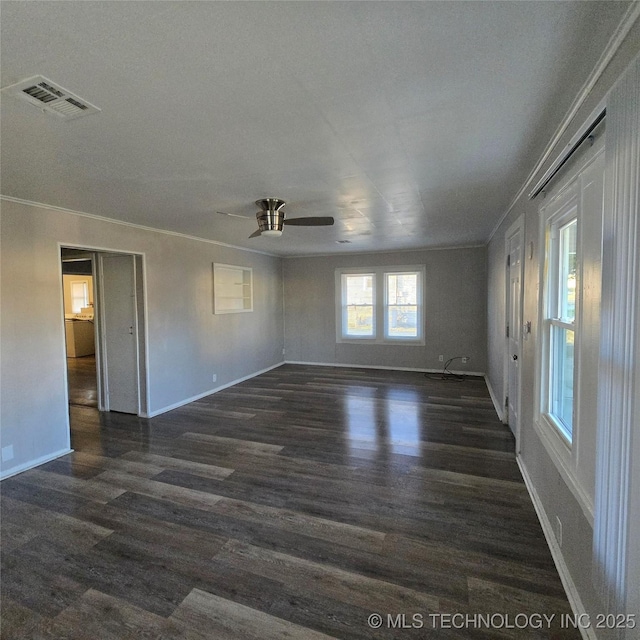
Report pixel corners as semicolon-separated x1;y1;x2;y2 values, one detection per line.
1;75;100;120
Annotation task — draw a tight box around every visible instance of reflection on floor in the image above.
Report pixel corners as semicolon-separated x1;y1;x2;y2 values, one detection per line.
0;364;580;639
66;355;97;408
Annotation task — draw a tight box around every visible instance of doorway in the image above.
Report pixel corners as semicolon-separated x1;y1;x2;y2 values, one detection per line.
61;249;98;407
504;217;523;451
60;246;148;417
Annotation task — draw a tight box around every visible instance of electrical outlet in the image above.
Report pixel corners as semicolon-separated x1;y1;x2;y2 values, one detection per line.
555;516;563;547
438;355;444;362
1;445;14;462
212;374;217;383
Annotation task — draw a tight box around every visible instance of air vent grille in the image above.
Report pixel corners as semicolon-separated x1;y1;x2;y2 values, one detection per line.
2;76;100;120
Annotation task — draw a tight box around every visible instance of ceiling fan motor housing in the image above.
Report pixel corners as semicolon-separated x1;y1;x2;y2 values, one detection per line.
256;198;286;236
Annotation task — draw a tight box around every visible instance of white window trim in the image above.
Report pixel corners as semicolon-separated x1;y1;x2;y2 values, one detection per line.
534;142;604;525
335;265;425;345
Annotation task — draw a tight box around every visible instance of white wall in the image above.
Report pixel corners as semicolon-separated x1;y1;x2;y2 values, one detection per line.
0;199;284;478
485;18;640;637
284;247;487;373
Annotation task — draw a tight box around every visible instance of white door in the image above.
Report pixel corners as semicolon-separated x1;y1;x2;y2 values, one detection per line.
506;227;522;442
99;254;139;414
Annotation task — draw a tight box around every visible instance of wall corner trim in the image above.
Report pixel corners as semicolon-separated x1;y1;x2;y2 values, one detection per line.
0;448;74;481
516;457;597;640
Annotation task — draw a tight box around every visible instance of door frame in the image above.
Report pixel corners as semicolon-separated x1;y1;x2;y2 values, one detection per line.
59;243;149;419
503;215;524;452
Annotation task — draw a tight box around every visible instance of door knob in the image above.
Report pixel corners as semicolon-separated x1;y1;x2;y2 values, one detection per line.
512;354;518;360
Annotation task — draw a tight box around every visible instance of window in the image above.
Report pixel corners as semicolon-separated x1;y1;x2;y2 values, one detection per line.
542;208;577;442
336;266;424;344
213;263;253;314
386;272;419;339
534;123;604;523
341;273;375;337
71;281;89;314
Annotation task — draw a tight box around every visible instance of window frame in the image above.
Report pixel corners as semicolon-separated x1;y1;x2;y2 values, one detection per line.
335;265;425;345
542;206;578;444
70;280;89;314
533;126;605;526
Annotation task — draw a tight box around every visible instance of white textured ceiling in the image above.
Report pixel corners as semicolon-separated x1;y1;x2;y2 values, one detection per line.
0;1;629;256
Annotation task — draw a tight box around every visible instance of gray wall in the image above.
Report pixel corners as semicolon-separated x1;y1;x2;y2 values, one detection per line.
485;19;640;637
284;247;487;373
0;199;284;478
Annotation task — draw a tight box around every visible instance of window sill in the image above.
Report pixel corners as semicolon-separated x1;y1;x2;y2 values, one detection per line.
337;338;425;346
533;415;594;525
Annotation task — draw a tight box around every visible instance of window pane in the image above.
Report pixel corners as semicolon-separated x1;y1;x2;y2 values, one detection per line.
343;274;374;337
387;305;418;337
71;282;88;314
385;273;418;338
551;325;574;439
387;273;417;305
558;219;577;322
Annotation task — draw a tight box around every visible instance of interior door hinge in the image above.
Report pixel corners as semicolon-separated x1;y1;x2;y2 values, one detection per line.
505;395;509;408
507;254;511;267
506;324;510;338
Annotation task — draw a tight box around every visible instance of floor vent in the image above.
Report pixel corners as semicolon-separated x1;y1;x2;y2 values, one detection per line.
2;76;100;120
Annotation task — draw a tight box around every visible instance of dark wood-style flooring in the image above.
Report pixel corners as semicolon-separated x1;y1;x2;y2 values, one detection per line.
66;355;97;408
1;365;579;639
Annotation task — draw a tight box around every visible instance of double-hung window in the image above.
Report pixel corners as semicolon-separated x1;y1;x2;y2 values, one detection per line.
542;203;578;443
545;214;578;442
336;266;424;344
535;123;604;522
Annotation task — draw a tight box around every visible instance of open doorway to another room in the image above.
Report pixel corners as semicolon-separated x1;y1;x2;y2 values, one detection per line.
61;249;98;408
60;247;148;420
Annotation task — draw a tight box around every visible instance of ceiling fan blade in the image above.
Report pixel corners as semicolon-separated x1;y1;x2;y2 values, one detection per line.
218;211;252;219
284;216;335;227
248;229;262;238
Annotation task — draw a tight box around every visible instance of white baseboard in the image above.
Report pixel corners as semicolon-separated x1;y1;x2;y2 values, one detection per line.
516;457;596;640
0;448;74;481
147;361;286;417
284;360;485;377
484;374;505;422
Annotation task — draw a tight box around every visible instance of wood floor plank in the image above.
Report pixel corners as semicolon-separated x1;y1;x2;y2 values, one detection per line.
50;588;210;640
216;539;440;613
170;588;341;640
181;432;284;453
120;450;235;479
14;468;126;504
91;469;226;510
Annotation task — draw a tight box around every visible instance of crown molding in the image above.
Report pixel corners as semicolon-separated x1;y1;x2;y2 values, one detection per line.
487;2;640;244
0;195;279;258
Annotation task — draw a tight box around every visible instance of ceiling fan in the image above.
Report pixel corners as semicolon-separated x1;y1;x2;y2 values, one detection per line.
218;198;334;238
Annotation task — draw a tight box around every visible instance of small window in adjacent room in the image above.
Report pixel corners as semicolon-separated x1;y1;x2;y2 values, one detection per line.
336;265;424;344
71;281;89;314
